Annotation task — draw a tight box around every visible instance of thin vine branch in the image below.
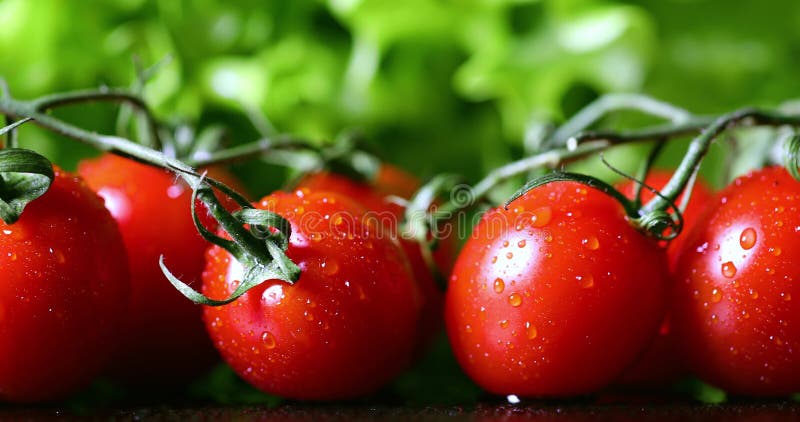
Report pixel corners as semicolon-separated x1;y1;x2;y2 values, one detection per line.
30;88;161;149
548;93;694;147
641;108;800;214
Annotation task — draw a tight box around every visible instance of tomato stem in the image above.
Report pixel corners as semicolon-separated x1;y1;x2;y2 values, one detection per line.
641;108;800;215
0;94;302;297
187;135;321;168
30;88;161;149
548;93;693;148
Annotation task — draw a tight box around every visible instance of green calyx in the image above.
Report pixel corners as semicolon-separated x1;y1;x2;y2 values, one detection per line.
0;149;55;225
0;118;55;225
783;132;800;182
161;172;300;307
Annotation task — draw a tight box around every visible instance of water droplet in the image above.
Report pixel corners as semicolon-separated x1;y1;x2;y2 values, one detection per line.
7;252;16;261
530;207;552;227
770;247;782;257
295;206;305;215
739;228;757;250
506;252;514;259
321;259;339;276
491;256;498;263
582;236;599;250
525;321;538;339
502;240;509;248
304;311;314;322
782;292;792;301
166;184;184;199
544;233;553;243
465;324;472;333
261;331;276;349
517;240;526;248
508;293;522;307
261;285;284;305
498;320;509;328
494;278;505;293
721;261;737;278
749;288;759;299
710;288;722;303
577;274;594;289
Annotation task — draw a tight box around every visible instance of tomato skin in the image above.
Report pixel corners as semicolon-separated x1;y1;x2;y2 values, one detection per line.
78;154;226;386
298;167;456;354
446;181;668;396
202;189;421;400
615;170;714;386
673;166;800;396
0;168;129;403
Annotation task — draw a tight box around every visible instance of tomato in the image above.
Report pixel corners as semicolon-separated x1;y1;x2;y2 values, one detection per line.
202;189;421;400
0;168;129;402
77;154;242;386
298;166;456;355
615;170;714;386
672;166;800;396
445;181;668;396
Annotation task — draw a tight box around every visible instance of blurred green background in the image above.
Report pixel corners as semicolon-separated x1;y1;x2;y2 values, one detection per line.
2;0;800;196
2;0;799;406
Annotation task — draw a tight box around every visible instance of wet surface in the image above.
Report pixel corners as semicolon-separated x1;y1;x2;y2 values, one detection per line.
2;402;800;421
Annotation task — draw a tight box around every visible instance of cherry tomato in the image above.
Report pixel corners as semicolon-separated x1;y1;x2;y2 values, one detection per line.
446;181;668;396
673;166;800;396
615;170;714;386
77;154;242;386
0;168;129;402
202;189;420;400
299;166;456;354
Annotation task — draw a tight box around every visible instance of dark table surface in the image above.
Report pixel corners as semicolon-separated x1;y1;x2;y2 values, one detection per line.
4;402;800;421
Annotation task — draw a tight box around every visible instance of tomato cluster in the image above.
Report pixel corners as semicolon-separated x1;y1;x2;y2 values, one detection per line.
445;166;800;398
2;147;800;403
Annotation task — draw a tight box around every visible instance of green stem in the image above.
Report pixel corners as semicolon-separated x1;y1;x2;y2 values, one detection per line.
641;108;800;214
0;95;268;265
549;94;693;146
30;88;161;149
433;140;614;219
187;135;320;168
571;117;713;145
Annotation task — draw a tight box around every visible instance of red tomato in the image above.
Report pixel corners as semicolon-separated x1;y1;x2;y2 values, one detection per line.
615;170;714;386
673;166;800;396
0;168;129;402
446;181;668;396
202;189;420;400
77;154;242;386
299;166;456;354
